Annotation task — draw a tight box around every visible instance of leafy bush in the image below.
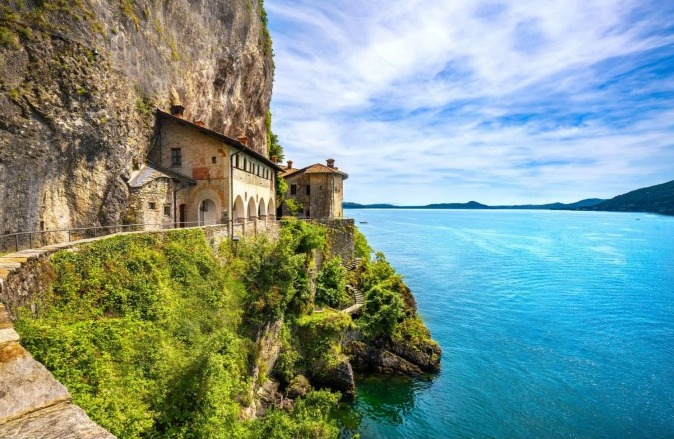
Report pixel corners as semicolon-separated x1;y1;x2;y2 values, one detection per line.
248;390;340;439
315;256;348;308
280;218;326;254
360;252;395;292
235;234;306;328
296;310;352;375
353;228;371;260
273;323;300;384
360;284;405;338
15;230;249;438
284;198;304;216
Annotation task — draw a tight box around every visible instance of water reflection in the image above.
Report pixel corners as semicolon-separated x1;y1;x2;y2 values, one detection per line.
338;375;434;437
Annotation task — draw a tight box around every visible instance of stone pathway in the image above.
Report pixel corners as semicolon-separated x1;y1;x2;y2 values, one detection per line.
0;245;120;438
0;303;114;438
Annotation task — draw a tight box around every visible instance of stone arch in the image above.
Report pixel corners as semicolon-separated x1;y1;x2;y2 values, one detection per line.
267;199;275;219
233;195;245;223
198;199;217;226
193;188;222;227
247;197;257;221
258;197;267;218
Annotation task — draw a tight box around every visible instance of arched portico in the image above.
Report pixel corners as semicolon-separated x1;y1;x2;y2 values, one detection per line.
247;197;257;221
267;199;276;220
233;195;245;223
258;197;267;219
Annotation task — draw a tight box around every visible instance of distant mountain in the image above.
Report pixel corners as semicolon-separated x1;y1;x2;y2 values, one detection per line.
343;199;604;210
344;180;674;216
343;202;398;209
343;201;492;209
492;198;606;210
424;201;491;209
581;180;674;216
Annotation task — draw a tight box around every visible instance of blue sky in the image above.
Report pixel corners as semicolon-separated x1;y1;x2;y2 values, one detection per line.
265;0;674;205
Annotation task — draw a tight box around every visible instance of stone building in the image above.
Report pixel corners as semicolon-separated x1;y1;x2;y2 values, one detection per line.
280;159;348;219
129;107;281;231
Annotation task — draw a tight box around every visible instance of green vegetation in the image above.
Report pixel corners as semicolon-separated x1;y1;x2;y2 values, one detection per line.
15;229;341;438
257;0;273;57
358;252;418;338
266;111;284;163
13;218;436;438
295;310;352;373
276;173;288;203
0;26;20;49
353;227;372;260
134;95;154;116
315;256;349;309
284;198;304;216
584;179;674;216
119;0;140;30
248;390;340;438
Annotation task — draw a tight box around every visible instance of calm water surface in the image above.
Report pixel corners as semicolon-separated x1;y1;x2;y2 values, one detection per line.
344;209;674;439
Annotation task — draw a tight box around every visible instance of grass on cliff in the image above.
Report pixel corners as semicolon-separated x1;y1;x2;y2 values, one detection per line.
15;229;341;439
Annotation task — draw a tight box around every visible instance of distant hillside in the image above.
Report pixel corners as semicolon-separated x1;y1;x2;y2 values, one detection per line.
343;202;398;209
344;180;674;216
343;199;604;210
492;198;605;210
582;180;674;216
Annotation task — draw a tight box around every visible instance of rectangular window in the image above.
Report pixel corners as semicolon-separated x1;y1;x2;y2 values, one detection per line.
148;202;157;210
164;205;171;216
211;156;216;164
171;148;182;166
290;184;297;195
306;185;311;195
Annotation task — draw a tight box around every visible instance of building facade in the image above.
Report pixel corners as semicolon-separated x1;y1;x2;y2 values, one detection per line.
281;159;348;219
130;108;280;231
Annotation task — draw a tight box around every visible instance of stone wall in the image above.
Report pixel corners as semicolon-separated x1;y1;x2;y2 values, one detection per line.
319;219;355;265
127;177;174;229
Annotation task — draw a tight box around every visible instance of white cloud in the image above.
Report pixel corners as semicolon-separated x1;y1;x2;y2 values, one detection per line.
266;0;674;204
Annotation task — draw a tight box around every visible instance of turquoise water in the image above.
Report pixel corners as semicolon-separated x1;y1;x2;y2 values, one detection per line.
345;209;674;439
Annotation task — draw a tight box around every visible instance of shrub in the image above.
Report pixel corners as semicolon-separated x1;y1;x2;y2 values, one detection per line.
14;230;250;438
248;390;340;439
315;256;348;308
353;227;371;261
360;284;405;338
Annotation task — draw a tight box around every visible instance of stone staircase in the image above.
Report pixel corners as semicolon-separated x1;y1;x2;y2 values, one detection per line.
342;258;364;315
344;257;362;272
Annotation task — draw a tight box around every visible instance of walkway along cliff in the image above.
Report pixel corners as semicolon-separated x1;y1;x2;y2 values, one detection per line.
0;219;440;438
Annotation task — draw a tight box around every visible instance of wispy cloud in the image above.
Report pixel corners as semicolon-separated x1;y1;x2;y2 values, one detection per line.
266;0;674;204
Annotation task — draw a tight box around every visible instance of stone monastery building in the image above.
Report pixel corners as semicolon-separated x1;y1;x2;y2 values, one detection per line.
128;106;281;231
280;159;348;219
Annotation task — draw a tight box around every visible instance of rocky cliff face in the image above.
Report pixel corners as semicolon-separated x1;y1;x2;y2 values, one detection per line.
0;0;274;236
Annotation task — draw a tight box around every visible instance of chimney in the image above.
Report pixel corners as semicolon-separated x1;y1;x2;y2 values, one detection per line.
170;105;185;117
287;160;293;169
237;134;248;146
326;158;335;168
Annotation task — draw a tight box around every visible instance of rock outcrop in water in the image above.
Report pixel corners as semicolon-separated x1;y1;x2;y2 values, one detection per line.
0;0;273;236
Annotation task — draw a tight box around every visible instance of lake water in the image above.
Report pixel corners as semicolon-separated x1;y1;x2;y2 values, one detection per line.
344;209;674;439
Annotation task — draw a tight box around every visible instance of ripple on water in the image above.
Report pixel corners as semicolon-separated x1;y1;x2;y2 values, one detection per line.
346;210;674;439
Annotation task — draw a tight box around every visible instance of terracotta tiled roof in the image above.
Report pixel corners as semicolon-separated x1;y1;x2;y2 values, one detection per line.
282;163;348;179
156;110;284;171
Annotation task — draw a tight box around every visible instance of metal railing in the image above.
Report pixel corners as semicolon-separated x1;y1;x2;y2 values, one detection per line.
0;217;279;254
